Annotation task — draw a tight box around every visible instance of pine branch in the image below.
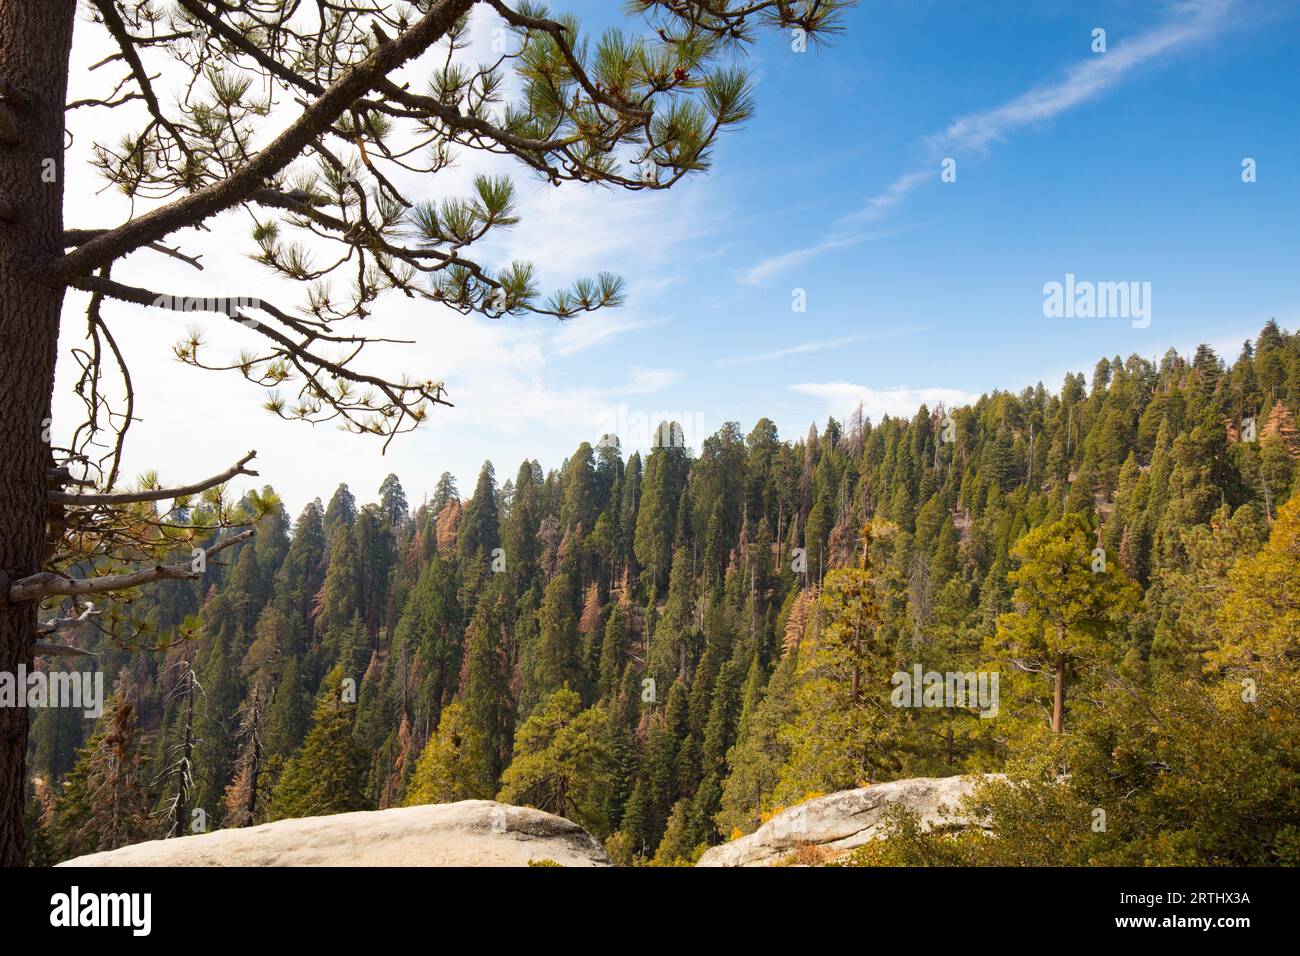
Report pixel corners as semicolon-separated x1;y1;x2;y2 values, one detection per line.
35;601;102;636
49;0;478;283
49;451;258;506
90;0;195;164
8;529;254;603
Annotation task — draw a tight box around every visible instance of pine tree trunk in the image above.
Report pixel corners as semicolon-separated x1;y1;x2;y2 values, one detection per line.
0;0;77;867
1051;654;1066;735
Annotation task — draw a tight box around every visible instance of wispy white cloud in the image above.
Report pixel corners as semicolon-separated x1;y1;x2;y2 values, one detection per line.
613;367;683;394
791;383;982;422
736;226;915;286
859;170;932;220
933;0;1230;154
850;0;1233;222
550;313;665;356
716;325;925;366
739;0;1235;283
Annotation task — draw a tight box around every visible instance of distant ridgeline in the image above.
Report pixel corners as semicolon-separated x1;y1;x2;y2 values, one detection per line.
27;323;1300;867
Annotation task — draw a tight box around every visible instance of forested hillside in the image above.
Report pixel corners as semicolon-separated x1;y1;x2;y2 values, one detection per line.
29;323;1300;866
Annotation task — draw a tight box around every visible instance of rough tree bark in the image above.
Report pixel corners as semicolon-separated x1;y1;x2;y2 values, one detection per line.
0;0;78;867
1052;653;1066;735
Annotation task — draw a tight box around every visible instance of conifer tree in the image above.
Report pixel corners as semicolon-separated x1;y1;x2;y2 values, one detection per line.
393;555;463;726
430;474;460;517
776;526;901;802
497;687;612;837
277;500;327;646
55;675;153;858
635;444;686;593
991;513;1139;735
323;485;358;540
692;656;745;844
717;654;798;837
1208;495;1300;673
378;474;410;530
405;703;487;805
458;590;515;793
265;654;311;760
653;799;698;865
534;572;581;699
269;666;370;820
459;462;501;562
154;660;203;838
223;682;272;828
598;604;631;701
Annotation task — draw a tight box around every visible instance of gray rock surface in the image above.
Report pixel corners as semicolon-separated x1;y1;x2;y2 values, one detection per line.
697;775;999;867
58;800;611;867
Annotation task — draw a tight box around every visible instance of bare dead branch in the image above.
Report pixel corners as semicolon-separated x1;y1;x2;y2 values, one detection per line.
145;242;204;271
8;529;254;603
50;451;258;506
35;602;102;636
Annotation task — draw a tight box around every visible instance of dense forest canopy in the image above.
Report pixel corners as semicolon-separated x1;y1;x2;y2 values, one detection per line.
29;323;1300;865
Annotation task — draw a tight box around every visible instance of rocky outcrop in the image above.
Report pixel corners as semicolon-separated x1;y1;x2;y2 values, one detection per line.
58;800;611;867
697;775;999;867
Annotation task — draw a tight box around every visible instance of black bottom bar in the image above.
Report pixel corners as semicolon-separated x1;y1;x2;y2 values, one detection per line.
1;865;1281;942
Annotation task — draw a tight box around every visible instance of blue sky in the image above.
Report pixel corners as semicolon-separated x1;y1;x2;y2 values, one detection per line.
554;0;1300;432
56;0;1300;511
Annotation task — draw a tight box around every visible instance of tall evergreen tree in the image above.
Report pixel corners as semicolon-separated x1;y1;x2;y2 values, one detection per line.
269;666;370;820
